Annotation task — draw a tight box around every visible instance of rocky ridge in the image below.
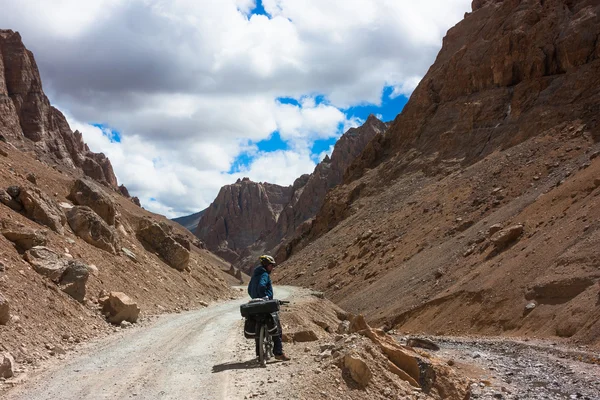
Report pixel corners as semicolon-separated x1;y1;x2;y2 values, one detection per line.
277;0;600;348
0;30;119;189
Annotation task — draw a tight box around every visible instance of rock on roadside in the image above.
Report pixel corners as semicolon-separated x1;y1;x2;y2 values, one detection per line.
100;292;140;324
344;354;372;388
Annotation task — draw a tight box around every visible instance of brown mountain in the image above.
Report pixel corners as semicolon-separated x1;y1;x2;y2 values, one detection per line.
277;0;600;347
0;30;118;188
192;115;388;269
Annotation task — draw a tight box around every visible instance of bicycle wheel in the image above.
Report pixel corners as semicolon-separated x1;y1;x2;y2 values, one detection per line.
258;323;266;366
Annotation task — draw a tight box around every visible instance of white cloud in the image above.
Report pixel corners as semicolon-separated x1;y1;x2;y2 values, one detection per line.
1;0;472;217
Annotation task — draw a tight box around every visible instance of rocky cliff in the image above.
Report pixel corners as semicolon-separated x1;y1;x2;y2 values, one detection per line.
194;178;295;262
277;0;600;347
0;30;118;188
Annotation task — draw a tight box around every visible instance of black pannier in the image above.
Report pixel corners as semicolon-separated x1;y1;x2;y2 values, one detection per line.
244;317;257;339
243;313;279;339
240;299;280;318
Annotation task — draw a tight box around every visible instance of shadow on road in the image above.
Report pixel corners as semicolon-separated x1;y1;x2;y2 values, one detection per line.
212;359;263;373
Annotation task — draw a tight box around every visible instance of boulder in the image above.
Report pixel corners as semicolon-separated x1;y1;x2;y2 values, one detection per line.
66;206;120;254
18;187;67;234
344;354;372;388
100;292;140;324
68;179;117;225
490;224;524;248
0;189;22;211
24;246;67;281
235;269;243;282
0;352;15;379
1;225;47;251
59;260;90;303
293;330;319;342
406;338;440;351
0;292;9;325
137;222;189;271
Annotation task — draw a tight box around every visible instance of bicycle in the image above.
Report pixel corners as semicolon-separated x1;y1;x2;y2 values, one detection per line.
241;299;289;367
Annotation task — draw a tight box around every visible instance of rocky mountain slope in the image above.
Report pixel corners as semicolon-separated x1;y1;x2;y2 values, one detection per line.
0;32;236;380
277;0;600;348
193;115;388;270
0;30;118;188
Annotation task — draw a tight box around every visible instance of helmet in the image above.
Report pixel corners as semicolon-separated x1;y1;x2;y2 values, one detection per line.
259;255;276;266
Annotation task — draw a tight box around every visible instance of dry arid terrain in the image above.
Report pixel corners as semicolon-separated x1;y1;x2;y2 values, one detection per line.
276;0;600;351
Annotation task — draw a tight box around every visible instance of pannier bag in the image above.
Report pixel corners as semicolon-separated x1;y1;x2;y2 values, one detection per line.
243;313;279;339
244;317;257;339
240;299;280;318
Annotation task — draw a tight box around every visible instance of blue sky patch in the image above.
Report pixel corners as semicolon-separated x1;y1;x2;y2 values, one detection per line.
92;123;122;143
249;0;269;17
229;86;409;173
311;137;337;161
345;86;409;122
257;132;289;153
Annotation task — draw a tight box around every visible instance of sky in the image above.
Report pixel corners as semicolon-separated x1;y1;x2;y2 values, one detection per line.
0;0;472;218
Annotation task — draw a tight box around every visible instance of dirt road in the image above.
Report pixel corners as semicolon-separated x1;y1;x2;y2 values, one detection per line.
5;287;295;400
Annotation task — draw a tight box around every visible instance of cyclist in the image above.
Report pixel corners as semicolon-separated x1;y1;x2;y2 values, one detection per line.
248;255;290;361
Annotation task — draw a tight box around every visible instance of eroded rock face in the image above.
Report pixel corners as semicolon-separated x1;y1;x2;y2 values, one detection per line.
67;206;120;254
18;187;67;234
348;0;600;181
195;179;294;262
68;179;117;226
100;292;140;324
138;221;189;270
0;30;119;187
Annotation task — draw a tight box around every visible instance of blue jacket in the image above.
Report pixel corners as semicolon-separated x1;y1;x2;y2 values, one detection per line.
248;265;273;300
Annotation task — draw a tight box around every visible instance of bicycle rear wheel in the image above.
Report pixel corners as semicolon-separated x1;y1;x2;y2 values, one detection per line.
258;323;266;367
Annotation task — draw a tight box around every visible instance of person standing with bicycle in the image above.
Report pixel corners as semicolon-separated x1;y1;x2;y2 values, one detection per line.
248;255;291;361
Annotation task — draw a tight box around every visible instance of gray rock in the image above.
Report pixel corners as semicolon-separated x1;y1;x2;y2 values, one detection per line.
18;187;67;234
137;222;189;271
24;246;67;281
67;179;117;226
66;206;120;254
59;260;90;303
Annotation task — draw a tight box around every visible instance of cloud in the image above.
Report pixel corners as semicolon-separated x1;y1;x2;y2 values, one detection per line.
1;0;472;217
